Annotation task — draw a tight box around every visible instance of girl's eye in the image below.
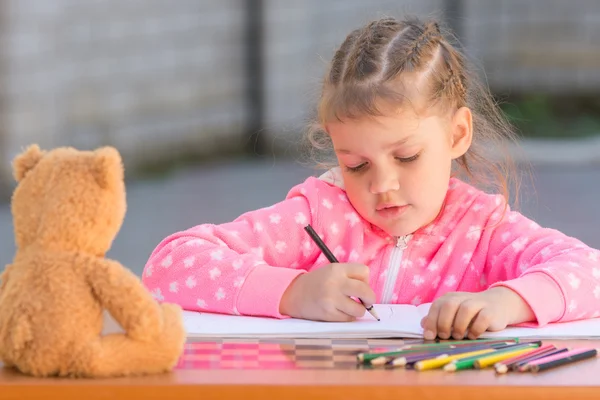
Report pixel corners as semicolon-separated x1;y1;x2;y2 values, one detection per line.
396;153;420;163
345;163;367;173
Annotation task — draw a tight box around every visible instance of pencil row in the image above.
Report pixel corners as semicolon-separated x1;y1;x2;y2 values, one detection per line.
356;339;598;373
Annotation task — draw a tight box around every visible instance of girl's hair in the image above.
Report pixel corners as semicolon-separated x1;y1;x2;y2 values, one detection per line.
304;16;524;206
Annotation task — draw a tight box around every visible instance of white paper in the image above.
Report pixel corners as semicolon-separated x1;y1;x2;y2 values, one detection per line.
182;303;600;340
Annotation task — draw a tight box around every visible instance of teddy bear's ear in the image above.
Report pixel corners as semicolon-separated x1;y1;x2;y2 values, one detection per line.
12;144;45;182
92;146;124;189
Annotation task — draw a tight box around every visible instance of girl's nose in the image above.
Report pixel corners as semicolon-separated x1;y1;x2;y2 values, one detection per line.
369;171;400;194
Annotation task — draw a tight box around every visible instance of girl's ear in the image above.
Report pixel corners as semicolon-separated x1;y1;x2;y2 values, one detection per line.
449;106;473;159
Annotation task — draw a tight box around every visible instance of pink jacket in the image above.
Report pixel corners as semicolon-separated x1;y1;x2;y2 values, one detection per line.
142;168;600;326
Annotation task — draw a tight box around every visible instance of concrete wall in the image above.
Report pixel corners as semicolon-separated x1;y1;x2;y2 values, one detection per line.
0;0;598;194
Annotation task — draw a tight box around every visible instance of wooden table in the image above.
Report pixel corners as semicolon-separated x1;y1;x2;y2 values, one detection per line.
1;339;599;400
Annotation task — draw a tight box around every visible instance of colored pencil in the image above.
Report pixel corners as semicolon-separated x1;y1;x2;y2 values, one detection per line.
304;224;380;321
389;341;518;368
414;348;496;371
493;344;556;374
516;347;570;372
444;342;541;372
527;348;598;373
474;343;541;369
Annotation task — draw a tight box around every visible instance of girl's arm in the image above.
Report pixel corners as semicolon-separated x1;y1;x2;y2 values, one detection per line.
142;178;334;319
482;203;600;327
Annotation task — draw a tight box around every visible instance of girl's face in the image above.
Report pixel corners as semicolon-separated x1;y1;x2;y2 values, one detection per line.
326;107;472;237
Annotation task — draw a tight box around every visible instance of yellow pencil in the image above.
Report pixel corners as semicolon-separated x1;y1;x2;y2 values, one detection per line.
414;348;496;371
474;346;540;369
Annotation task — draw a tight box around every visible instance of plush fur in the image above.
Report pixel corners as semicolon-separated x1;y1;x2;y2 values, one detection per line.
0;145;186;378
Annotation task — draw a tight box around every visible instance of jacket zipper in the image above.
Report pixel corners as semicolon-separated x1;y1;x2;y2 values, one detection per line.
380;235;411;303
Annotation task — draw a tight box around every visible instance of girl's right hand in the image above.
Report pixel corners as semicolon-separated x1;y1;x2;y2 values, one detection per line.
279;263;376;321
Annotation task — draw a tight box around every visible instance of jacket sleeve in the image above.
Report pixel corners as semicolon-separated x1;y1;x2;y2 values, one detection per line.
141;180;324;319
480;198;600;327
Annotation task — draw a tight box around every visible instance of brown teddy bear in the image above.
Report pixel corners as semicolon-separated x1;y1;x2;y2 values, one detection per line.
0;144;186;378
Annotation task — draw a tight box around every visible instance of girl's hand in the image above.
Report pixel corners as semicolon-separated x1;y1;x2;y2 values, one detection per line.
279;263;376;322
420;287;535;340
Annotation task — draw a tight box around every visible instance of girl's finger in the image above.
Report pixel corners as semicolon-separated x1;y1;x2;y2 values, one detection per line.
436;298;464;340
467;308;494;339
452;299;484;340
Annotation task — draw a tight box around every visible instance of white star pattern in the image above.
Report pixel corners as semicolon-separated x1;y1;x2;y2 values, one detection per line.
391;293;399;302
186;239;206;247
568;273;581;289
428;262;439;272
349;250;359;261
472;203;484;212
333;246;346;259
302;240;312;256
595;286;600;299
589;252;599;262
251;247;264;258
401;259;413;269
344;212;360;227
253;222;264;232
275;241;287;253
508;213;518;223
501;232;511;243
593;268;600;279
199;225;212;234
151;288;164;301
411;296;422;305
540;248;551;257
145;264;153;277
210;249;224;261
215;288;225;300
330;223;339;235
183;256;195;268
466;226;481;240
417;257;427;267
338;194;349;202
412;275;424;286
234;276;245;287
161;255;173;268
269;214;281;224
322;199;333;209
512;237;529;252
295;212;308;225
232;259;243;270
169;282;178;293
196;299;207;308
568;300;577;313
462;253;473;264
186;276;197;288
444;275;457;287
209;267;221;280
230;231;240;237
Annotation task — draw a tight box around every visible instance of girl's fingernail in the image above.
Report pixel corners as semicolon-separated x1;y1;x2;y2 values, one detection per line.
424;330;436;340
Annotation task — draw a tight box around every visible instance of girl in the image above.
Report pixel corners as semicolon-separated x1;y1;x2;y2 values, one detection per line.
142;16;600;340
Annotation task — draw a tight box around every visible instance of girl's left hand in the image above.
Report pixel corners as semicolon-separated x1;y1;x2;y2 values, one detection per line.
420;287;535;340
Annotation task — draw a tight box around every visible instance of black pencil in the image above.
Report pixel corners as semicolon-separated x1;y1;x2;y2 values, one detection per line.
303;224;380;321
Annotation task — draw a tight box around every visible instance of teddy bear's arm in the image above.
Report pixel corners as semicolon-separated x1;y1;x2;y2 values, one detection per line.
0;264;11;292
87;258;166;340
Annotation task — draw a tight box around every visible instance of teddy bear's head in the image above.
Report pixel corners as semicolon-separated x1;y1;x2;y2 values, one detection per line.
11;145;126;256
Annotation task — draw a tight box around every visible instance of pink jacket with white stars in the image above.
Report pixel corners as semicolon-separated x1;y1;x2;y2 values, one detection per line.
142;168;600;326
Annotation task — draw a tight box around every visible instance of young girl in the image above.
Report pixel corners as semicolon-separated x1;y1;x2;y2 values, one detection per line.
142;16;600;340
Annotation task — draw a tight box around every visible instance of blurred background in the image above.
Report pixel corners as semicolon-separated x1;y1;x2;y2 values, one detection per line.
1;0;599;276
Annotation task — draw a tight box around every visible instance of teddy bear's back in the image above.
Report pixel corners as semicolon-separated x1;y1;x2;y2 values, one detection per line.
0;248;104;372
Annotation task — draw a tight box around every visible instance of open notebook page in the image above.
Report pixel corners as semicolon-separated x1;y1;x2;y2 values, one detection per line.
101;304;600;339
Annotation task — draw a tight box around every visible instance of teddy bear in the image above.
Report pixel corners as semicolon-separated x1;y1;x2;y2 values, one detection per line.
0;144;186;378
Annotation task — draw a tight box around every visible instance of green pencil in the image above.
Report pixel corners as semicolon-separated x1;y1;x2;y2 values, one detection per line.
444;342;541;372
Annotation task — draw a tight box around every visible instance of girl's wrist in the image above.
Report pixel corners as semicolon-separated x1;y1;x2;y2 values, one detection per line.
488;286;536;325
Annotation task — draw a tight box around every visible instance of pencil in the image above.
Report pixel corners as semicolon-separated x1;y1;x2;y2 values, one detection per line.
527;348;598;373
304;224;380;321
